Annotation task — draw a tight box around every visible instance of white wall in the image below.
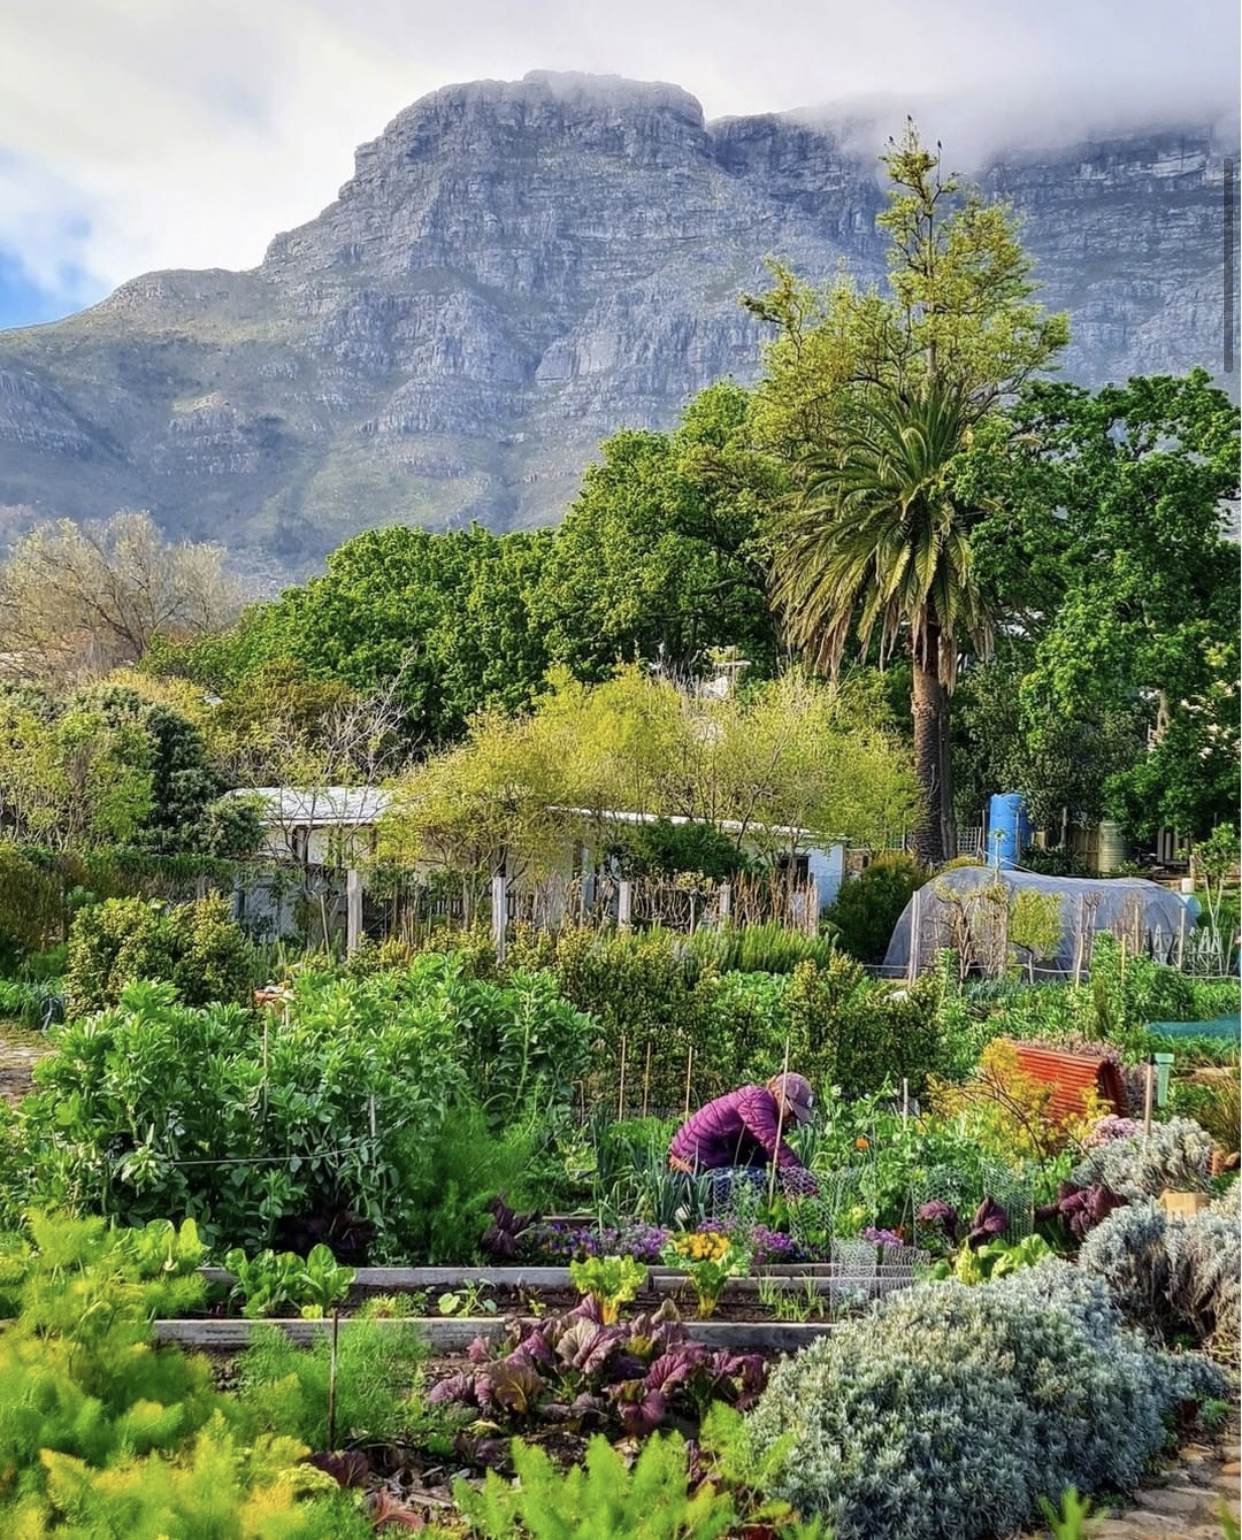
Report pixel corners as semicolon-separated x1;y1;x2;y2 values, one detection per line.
807;842;845;910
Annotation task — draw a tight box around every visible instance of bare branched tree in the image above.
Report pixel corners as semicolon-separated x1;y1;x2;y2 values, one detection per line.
0;510;244;682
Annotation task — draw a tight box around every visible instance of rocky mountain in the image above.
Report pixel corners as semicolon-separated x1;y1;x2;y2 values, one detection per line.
0;71;1236;571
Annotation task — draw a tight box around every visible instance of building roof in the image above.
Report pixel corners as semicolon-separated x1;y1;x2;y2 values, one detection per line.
223;787;393;827
550;806;846;847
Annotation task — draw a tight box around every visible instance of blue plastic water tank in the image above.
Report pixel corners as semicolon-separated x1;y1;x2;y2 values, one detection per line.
987;793;1031;869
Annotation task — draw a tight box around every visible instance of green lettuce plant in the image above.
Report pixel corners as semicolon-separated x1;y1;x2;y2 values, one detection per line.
569;1254;647;1323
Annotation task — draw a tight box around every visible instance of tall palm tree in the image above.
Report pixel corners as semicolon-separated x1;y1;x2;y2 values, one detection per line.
771;382;995;865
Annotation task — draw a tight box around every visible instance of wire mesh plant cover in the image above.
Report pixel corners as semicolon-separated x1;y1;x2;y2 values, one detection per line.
913;1160;1036;1249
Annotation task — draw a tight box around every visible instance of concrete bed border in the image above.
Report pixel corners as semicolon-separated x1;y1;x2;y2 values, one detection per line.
155;1315;836;1354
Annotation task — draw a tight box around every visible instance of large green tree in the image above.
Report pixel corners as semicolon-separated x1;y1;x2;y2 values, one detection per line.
530;382;786;679
1000;371;1240;842
751;124;1068;864
773;383;993;862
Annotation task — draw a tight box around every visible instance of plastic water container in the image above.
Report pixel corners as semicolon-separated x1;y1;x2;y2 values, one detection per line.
987;793;1031;870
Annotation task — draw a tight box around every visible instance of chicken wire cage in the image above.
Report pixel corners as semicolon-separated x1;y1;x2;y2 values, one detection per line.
913;1160;1036;1250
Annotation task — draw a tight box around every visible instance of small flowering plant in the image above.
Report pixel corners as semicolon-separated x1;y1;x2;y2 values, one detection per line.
662;1231;750;1318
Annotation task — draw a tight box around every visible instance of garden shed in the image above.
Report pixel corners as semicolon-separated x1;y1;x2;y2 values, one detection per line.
881;866;1194;980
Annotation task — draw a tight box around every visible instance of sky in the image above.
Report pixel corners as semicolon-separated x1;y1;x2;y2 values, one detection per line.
1;0;1237;331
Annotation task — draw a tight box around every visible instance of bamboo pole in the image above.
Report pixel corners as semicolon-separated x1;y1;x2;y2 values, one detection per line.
901;1078;909;1129
1073;898;1086;986
617;1036;627;1122
768;1036;792;1207
642;1040;652;1120
683;1047;694;1119
1177;904;1187;971
907;887;921;984
326;1309;340;1450
1142;1059;1155;1140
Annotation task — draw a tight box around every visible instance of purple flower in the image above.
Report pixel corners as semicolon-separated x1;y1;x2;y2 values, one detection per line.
862;1227;904;1249
1083;1116;1141;1149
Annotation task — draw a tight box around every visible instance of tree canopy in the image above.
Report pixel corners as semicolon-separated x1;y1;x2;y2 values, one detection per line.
380;666;918;878
0;512;241;683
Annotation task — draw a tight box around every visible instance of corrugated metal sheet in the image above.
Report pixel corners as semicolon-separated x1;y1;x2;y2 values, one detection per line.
1009;1043;1129;1122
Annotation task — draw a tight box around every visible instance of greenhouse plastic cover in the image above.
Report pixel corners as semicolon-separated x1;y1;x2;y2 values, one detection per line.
881;865;1195;979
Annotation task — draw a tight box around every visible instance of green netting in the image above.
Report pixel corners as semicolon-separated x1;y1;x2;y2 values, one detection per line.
1146;1013;1240;1040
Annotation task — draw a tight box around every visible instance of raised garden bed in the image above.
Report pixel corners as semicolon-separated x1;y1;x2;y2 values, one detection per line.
194;1261;924;1338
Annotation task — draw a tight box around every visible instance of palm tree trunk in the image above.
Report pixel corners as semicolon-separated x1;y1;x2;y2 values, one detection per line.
911;637;948;867
939;693;958;861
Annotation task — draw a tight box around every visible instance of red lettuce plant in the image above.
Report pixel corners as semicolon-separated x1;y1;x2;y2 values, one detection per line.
428;1297;765;1437
1036;1183;1129;1241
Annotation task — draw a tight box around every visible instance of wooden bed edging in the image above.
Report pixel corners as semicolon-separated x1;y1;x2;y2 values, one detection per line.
153;1316;836;1354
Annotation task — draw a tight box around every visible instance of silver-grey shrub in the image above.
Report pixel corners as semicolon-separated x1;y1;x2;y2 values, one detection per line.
1071;1117;1215;1198
746;1261;1225;1540
1079;1201;1240;1357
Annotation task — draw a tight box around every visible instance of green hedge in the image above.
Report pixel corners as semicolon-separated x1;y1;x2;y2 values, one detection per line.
65;895;254;1016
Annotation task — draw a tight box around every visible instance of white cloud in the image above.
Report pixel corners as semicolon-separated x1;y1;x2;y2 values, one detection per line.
0;0;1237;304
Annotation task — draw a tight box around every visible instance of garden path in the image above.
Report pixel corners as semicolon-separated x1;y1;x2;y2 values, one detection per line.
1024;1421;1239;1539
0;1024;47;1104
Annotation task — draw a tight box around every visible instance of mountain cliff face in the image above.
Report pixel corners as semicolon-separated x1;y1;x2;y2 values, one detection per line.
0;71;1235;571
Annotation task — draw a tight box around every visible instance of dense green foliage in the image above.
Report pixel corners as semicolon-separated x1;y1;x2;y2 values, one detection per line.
0;1213;373;1538
0;683;260;858
12;958;592;1258
964;370;1240;839
531;383;785;682
237;1321;427;1450
822;852;928;964
512;925;944;1110
65;894;253;1017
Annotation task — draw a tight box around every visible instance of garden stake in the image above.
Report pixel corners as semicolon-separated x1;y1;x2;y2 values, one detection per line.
683;1047;694;1118
1177;904;1187;970
1142;1058;1155;1139
642;1039;652;1119
618;1035;627;1121
326;1308;340;1451
769;1035;792;1207
901;1078;909;1127
1073;898;1086;985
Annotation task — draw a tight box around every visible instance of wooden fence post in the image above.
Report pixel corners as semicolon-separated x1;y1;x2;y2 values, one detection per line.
907;887;921;983
345;868;362;954
491;872;508;965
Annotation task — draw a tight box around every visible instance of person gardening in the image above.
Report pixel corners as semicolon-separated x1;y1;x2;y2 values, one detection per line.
668;1072;819;1200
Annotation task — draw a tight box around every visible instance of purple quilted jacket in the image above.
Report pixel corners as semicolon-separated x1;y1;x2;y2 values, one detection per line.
669;1085;808;1175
